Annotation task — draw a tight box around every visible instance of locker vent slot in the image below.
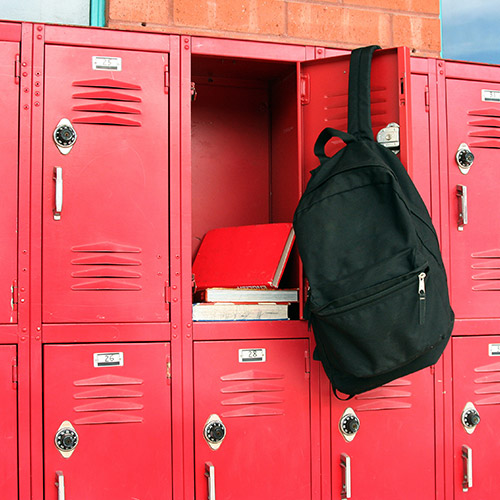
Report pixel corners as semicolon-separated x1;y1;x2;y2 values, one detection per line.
352;378;412;412
72;81;142;127
468;108;500;148
73;374;144;425
219;369;285;418
474;361;500;404
471;250;500;290
71;242;143;292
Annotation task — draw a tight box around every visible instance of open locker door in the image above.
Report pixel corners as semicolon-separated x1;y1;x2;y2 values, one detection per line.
0;40;20;324
42;44;170;323
300;47;413;184
445;64;500;320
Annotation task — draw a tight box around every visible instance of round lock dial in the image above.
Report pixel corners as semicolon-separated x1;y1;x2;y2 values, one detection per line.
340;415;360;435
55;428;79;451
457;149;474;169
462;409;480;428
205;421;226;443
54;125;77;148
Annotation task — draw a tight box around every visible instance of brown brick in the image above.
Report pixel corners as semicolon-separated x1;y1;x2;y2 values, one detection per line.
108;0;169;25
344;0;440;15
287;4;392;47
393;14;441;54
173;0;285;35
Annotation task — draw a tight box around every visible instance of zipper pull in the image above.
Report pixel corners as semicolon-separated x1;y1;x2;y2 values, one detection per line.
418;272;426;325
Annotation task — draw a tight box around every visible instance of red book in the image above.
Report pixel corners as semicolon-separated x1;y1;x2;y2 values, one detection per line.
193;223;295;289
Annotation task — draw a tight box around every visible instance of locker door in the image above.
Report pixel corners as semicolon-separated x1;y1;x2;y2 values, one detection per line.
331;369;436;499
452;336;500;498
43;342;172;500
194;339;311;500
446;77;500;319
42;45;169;323
0;41;19;324
0;345;17;500
300;48;409;178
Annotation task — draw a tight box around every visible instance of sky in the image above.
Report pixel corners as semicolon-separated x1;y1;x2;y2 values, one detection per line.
441;0;500;64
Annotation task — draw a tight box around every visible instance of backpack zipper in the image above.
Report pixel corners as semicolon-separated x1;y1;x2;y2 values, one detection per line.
418;272;427;325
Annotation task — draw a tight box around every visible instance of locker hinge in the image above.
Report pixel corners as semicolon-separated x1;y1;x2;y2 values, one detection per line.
166;354;172;385
11;279;18;312
14;54;21;84
300;73;310;105
425;85;430;112
164;64;169;94
12;358;18;388
305;350;311;374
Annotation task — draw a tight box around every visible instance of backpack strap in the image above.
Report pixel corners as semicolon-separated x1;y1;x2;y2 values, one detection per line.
313;127;356;164
347;45;381;141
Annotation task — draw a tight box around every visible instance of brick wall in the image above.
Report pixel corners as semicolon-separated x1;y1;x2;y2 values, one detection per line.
107;0;441;57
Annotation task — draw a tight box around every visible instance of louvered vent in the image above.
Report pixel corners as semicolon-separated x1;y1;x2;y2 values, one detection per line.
73;374;144;425
219;369;285;418
71;241;143;292
473;361;500;406
468;108;500;148
72;78;142;127
471;249;500;291
352;378;413;412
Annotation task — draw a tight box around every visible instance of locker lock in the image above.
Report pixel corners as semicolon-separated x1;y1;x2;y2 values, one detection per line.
462;403;480;434
55;421;79;458
53;118;77;154
203;414;226;450
376;122;400;154
339;408;360;442
456;143;474;174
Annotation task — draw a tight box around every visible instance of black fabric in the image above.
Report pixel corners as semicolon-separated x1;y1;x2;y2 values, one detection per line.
293;46;454;397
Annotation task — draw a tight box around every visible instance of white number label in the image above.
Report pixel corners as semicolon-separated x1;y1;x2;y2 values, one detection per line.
92;56;122;71
93;352;124;367
489;344;500;356
239;348;266;363
482;89;500;102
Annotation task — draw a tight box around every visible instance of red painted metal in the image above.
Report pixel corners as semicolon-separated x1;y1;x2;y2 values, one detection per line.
452;336;500;498
43;342;172;500
193;338;311;500
41;44;170;323
444;63;500;321
0;40;20;325
0;345;18;500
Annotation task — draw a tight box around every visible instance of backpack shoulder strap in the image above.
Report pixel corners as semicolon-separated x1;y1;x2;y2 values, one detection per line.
347;45;381;141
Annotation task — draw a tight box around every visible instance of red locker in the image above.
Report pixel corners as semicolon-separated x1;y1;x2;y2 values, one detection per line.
330;369;436;499
193;339;311;500
452;336;500;498
444;61;500;321
43;342;172;500
0;345;17;500
0;39;20;324
42;44;170;323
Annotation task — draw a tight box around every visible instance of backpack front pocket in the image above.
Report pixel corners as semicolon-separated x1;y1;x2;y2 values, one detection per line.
311;265;432;378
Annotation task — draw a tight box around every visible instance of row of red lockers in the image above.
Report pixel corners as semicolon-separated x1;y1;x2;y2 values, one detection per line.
0;20;500;500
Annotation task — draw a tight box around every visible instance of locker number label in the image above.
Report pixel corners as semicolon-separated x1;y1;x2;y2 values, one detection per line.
92;56;122;71
93;352;124;367
482;89;500;102
489;344;500;356
239;348;266;363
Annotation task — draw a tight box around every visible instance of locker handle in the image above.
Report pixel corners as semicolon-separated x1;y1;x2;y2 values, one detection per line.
462;445;473;492
55;471;65;500
205;462;216;500
54;167;63;221
341;453;351;499
457;184;468;231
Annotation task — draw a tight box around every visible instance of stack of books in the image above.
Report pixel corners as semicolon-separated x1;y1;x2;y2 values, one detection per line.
192;223;298;321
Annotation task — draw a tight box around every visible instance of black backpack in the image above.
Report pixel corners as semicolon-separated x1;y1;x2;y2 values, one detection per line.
293;45;454;397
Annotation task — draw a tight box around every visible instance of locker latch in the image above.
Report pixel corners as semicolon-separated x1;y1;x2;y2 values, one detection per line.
376;122;400;154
